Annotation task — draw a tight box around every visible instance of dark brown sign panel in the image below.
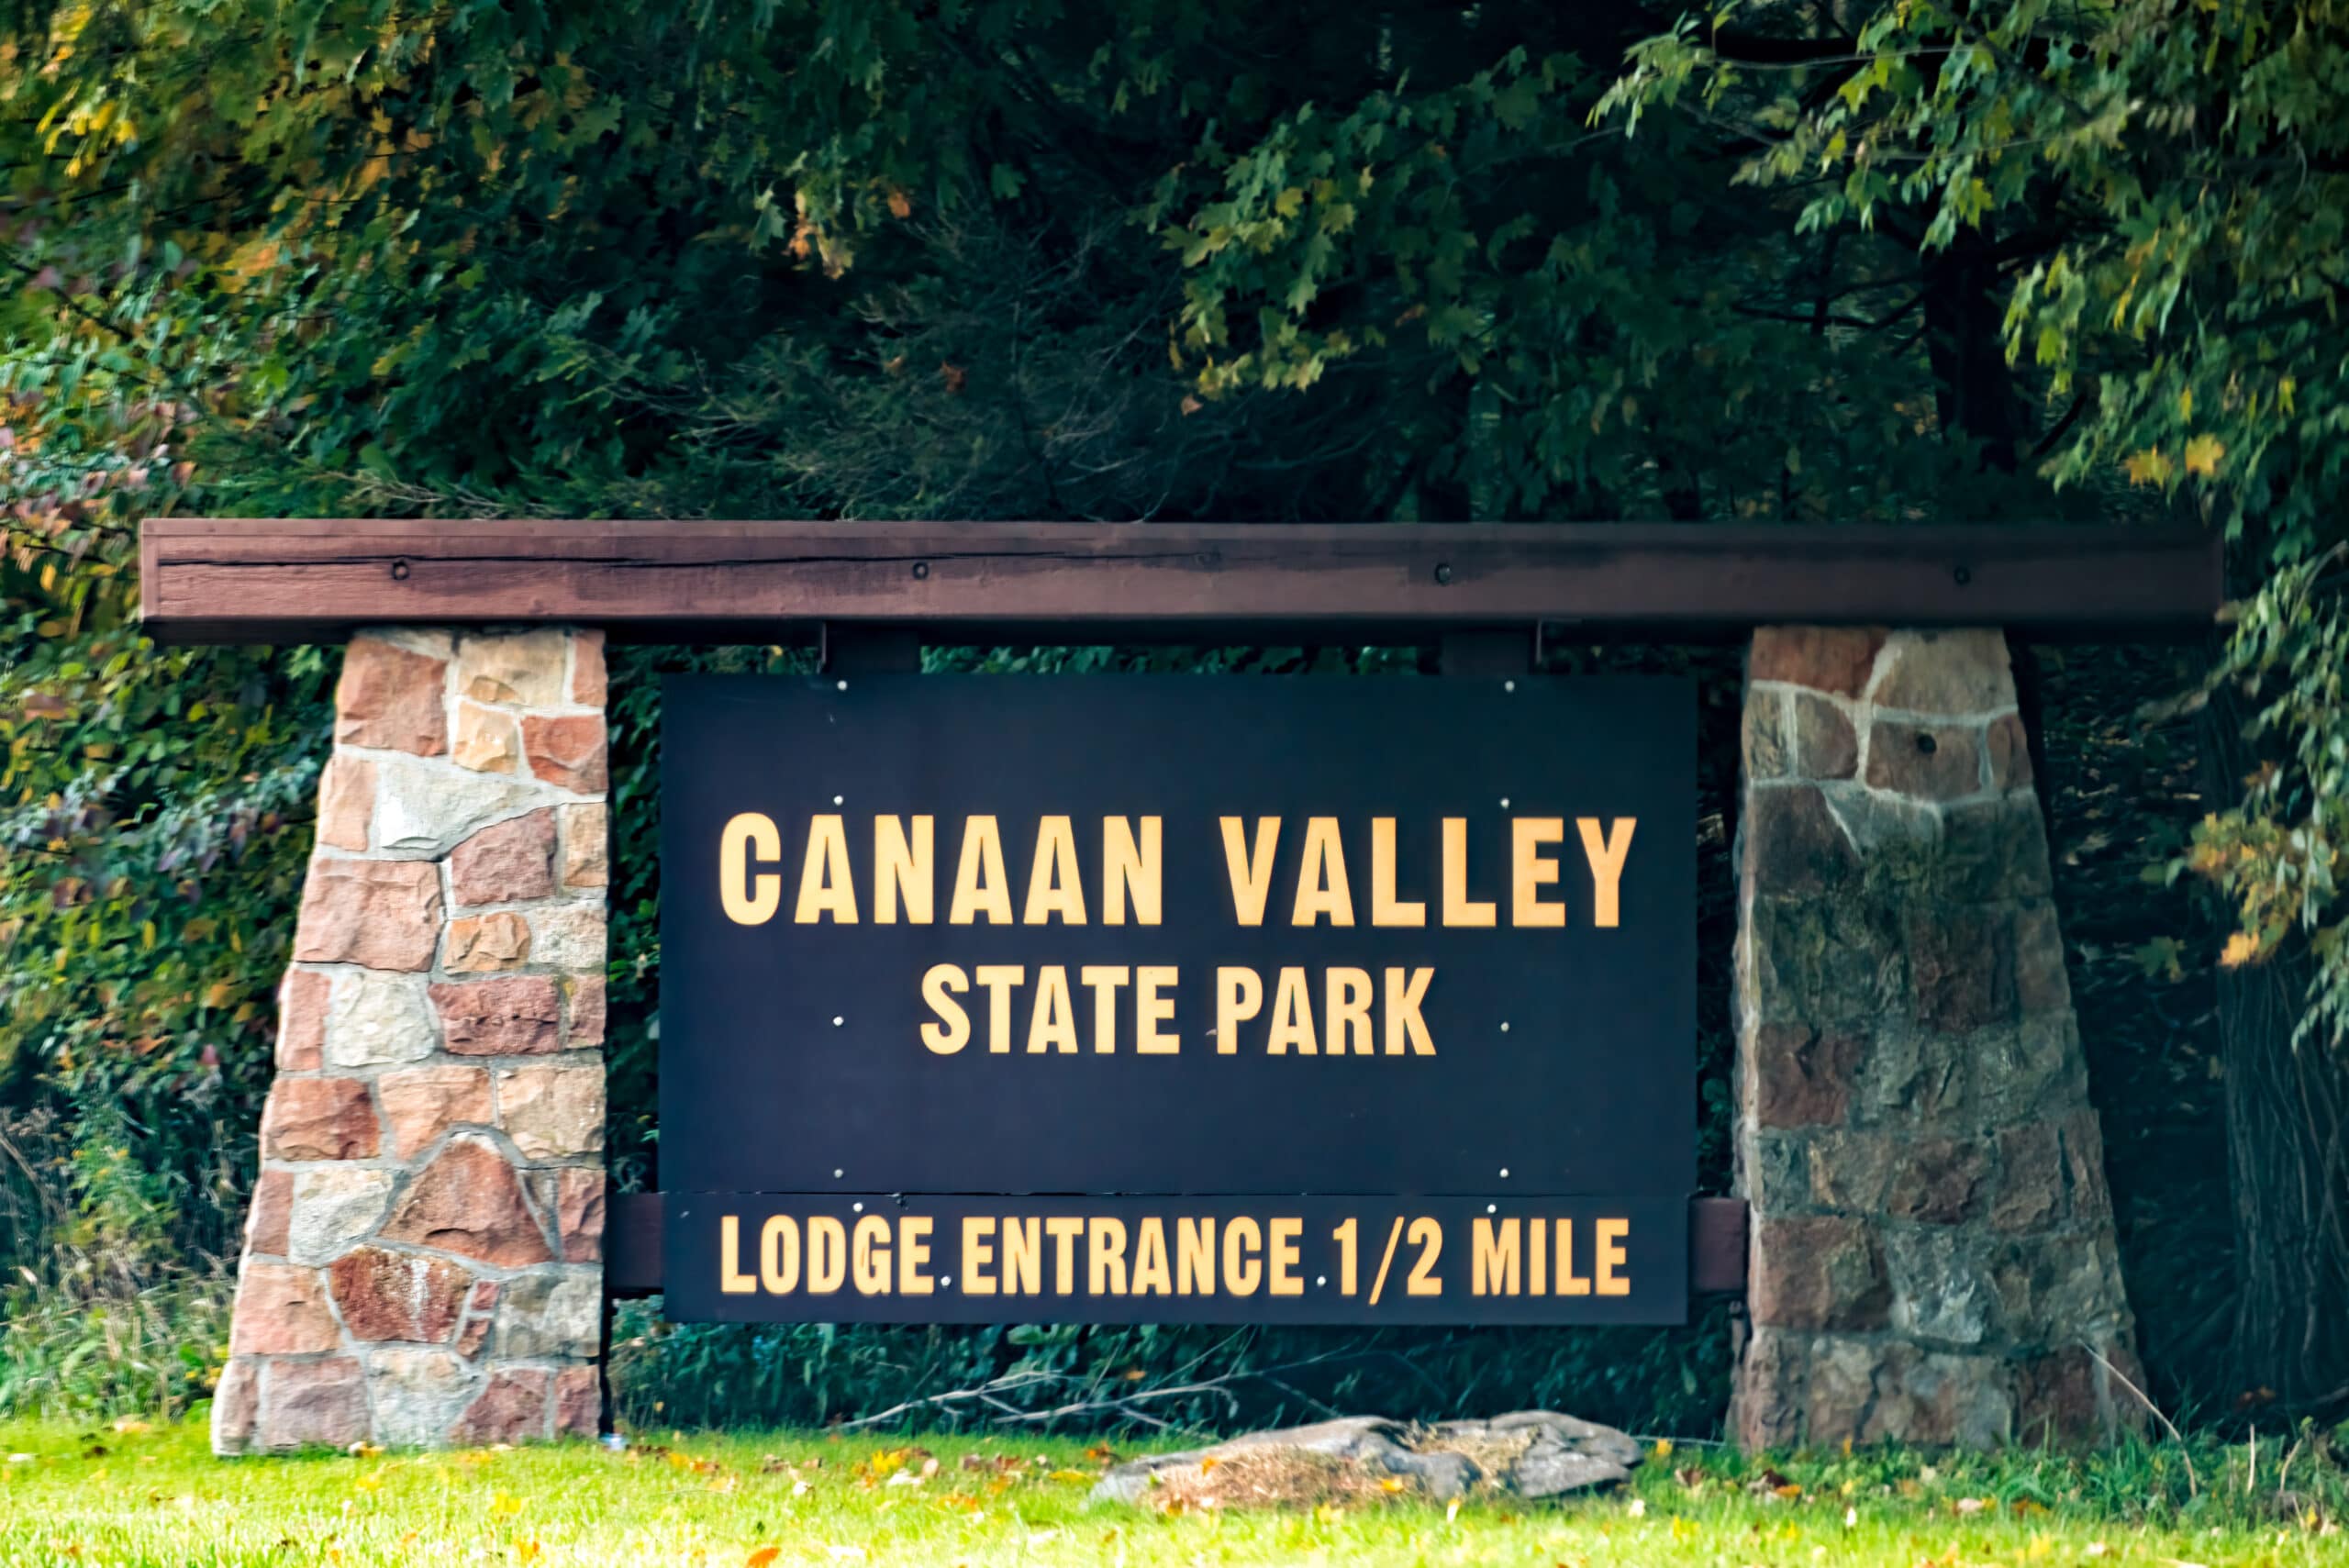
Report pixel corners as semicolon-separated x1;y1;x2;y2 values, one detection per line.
660;673;1694;1324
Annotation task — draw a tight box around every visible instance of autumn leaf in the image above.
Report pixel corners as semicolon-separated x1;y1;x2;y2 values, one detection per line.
2184;432;2225;478
2123;448;2174;486
940;361;967;394
2220;930;2261;968
885;187;912;218
747;1548;781;1567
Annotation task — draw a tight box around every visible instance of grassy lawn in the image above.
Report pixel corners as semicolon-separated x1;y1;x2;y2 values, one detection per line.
0;1416;2339;1567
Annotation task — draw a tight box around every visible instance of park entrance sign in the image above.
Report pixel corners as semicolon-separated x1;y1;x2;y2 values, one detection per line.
659;674;1695;1323
141;517;2217;1452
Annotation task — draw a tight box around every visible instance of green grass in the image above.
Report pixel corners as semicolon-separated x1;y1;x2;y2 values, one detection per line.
0;1415;2340;1567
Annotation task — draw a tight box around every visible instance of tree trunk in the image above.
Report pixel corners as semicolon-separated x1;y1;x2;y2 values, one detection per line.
2199;674;2349;1413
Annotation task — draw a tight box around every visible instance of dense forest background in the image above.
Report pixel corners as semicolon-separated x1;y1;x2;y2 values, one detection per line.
2;0;2344;1432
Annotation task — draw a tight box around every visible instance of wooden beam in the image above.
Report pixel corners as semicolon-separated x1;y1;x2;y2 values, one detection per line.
600;1194;1752;1300
141;518;2221;644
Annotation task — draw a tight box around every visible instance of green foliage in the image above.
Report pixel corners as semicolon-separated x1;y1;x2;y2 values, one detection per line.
1602;0;2349;1042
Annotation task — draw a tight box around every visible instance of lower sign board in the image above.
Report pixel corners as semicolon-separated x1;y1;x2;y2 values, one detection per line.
660;673;1695;1324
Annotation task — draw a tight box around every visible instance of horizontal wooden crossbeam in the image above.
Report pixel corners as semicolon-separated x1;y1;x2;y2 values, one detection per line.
601;1194;1751;1300
140;519;2221;643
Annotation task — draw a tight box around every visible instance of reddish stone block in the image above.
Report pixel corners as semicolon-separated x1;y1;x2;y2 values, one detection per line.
1747;1023;1862;1129
336;639;448;756
261;1076;380;1162
2013;902;2071;1015
521;713;607;795
1987;711;2032;789
379;1137;553;1268
1994;1121;2064;1232
565;973;607;1050
450;810;558;906
1886;1137;1992;1225
554;1365;601;1438
452;1368;552;1445
378;1064;495;1159
456;1281;499;1358
1740;785;1859;897
293;858;443;971
2059;1110;2115;1221
245;1169;295;1258
1864;720;1983;802
444;911;532;973
328;1245;472;1343
257;1356;371;1451
228;1262;340;1356
1750;627;1887;697
277;969;329;1072
1749;1216;1890;1332
1791;694;1858;781
1871;630;2012;717
570;630;607;707
212;1356;260;1450
1906;905;2017;1033
317;755;375;852
556;1169;606;1263
432;975;562;1055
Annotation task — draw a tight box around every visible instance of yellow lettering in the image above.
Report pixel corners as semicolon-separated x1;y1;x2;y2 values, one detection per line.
874;816;934;924
949;816;1014;925
1002;1218;1041;1296
718;814;782;925
898;1216;934;1296
919;964;971;1054
1221;1216;1263;1296
1079;966;1130;1053
1511;817;1565;928
1442;817;1497;927
1104;817;1162;926
1556;1219;1590;1296
1087;1218;1130;1295
1044;1217;1084;1295
1384;968;1435;1055
1215;966;1263;1056
1176;1218;1215;1296
760;1215;800;1294
1473;1218;1520;1296
974;965;1023;1054
1370;817;1426;927
1219;817;1281;926
719;1215;755;1295
1325;968;1373;1055
1027;965;1080;1054
807;1216;847;1294
1266;966;1318;1055
1135;966;1179;1054
1576;818;1637;928
851;1214;891;1294
1132;1218;1173;1295
1291;817;1355;927
1023;815;1087;925
1596;1218;1631;1296
962;1217;996;1296
793;814;858;924
1268;1218;1303;1296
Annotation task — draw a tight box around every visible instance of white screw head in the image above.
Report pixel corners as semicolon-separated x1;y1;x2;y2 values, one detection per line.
1316;1275;1328;1288
832;1016;844;1028
833;1168;844;1179
1499;1167;1510;1178
852;1201;863;1213
1486;1203;1498;1214
1499;1021;1510;1033
1499;797;1510;808
1503;680;1516;693
941;1277;952;1289
836;679;849;691
832;795;844;806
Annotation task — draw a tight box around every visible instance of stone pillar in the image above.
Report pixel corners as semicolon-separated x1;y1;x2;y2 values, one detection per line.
1732;628;2141;1449
214;628;610;1454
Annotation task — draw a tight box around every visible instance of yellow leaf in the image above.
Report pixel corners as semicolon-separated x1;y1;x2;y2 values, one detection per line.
2123;448;2174;486
515;1540;541;1565
1047;1469;1096;1485
2178;387;2193;420
2220;930;2260;969
2184;432;2224;479
1651;1439;1674;1461
491;1491;523;1518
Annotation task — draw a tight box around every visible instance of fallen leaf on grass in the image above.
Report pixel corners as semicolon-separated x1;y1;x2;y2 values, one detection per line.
747;1548;780;1568
1954;1497;1990;1516
1047;1470;1097;1485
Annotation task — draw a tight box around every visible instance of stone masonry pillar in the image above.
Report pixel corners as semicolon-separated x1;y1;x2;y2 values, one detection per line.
1732;628;2141;1448
214;628;610;1453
